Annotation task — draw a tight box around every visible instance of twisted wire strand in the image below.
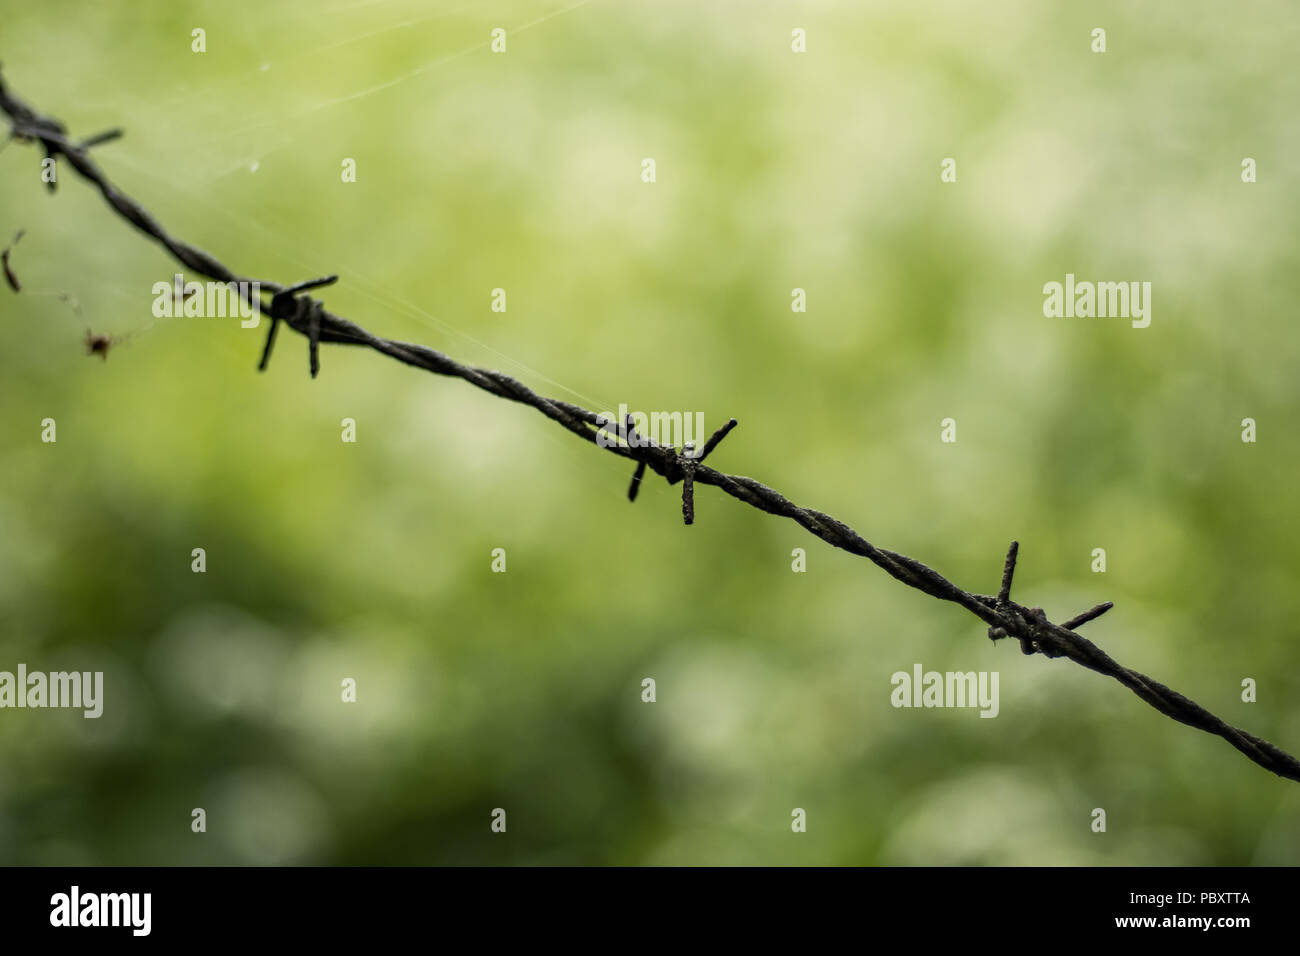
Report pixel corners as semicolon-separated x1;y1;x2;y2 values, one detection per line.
3;68;1296;784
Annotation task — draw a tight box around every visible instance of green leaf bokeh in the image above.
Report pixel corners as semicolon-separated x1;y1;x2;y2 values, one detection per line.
1;0;1299;864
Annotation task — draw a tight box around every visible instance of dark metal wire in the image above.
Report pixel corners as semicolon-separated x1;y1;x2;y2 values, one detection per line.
3;68;1296;784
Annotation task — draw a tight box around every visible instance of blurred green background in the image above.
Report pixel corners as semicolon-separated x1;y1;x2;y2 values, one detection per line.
2;0;1299;865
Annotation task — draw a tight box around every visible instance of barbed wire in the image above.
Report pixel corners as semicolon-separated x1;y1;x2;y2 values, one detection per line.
3;66;1297;784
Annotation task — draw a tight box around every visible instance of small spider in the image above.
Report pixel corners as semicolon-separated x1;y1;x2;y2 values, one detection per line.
85;329;115;361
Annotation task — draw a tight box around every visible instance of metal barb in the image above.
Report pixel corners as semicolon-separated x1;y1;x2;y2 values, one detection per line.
680;441;697;525
625;414;648;502
696;418;738;463
308;302;322;379
257;315;280;372
998;541;1019;605
79;128;123;150
627;461;646;502
262;275;338;376
1063;602;1115;631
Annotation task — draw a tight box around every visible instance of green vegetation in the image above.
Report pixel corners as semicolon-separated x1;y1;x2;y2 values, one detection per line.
1;0;1298;864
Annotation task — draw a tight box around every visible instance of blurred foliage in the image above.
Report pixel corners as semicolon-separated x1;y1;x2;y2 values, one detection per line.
1;0;1299;865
